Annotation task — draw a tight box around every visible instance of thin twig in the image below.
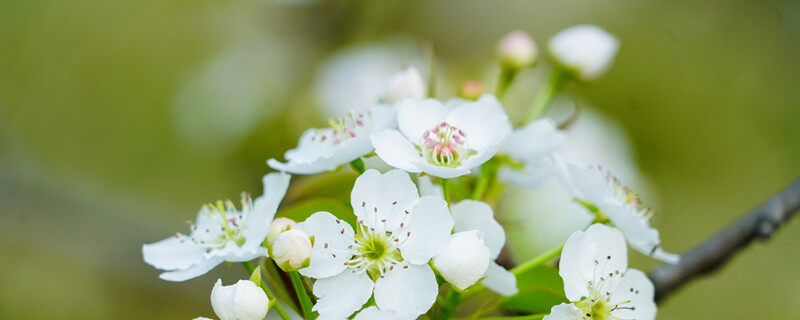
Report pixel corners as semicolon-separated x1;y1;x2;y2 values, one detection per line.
648;176;800;302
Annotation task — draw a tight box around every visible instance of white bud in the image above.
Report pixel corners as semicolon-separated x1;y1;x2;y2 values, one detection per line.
271;229;312;271
383;66;426;103
548;25;619;81
210;279;269;320
267;217;297;245
458;81;485;100
432;230;491;290
498;30;537;70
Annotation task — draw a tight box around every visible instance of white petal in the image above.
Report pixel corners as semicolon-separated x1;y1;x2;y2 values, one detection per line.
159;256;224;282
142;235;206;271
268;135;373;175
609;268;656;320
411;158;471;179
457;139;503;172
445;94;512;151
497;158;558;188
399;196;454;264
598;199;679;264
564;163;614;204
210;279;236;320
374;263;438;318
396;98;448;144
294;212;356;279
559;224;627;302
244;172;291;252
352;306;405;320
371;130;424;173
417;175;443;198
350;169;420;232
432;231;491;290
368;106;399;133
451;200;505;259
312;270;374;319
502;119;564;162
211;279;270;320
482;262;518;296
549;25;619;81
542;303;583;320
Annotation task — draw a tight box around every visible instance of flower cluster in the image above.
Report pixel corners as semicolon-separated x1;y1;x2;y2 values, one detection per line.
143;25;677;320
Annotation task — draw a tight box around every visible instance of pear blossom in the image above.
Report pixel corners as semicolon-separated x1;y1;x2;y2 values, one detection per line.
565;163;679;263
208;279;270;320
549;25;619;81
353;306;404;320
142;173;290;281
498;119;566;188
382;66;426;104
371;94;512;178
268;107;396;174
544;224;656;320
293;169;454;319
433;230;491;290
271;229;313;271
498;30;538;70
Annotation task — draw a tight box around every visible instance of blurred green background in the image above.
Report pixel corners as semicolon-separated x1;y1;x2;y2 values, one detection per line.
1;0;799;319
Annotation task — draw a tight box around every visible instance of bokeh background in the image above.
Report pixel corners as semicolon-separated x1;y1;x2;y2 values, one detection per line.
2;0;799;319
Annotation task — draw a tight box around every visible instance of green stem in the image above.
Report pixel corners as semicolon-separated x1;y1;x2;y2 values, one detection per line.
510;244;564;275
458;315;545;320
242;262;293;320
350;158;366;174
471;161;497;200
289;271;315;320
441;178;452;206
435;288;462;320
495;66;517;100
523;69;568;124
263;258;298;312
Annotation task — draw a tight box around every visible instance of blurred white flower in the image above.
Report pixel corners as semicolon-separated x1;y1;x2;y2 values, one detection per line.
564;163;679;263
498;119;565;188
498;30;538;70
547;224;656;320
314;40;426;117
293;169;452;319
267;217;297;246
549;25;619;81
271;229;313;271
352;306;404;320
142;173;290;281
268;107;395;174
210;279;270;320
371;94;512;178
433;230;491;290
382;66;427;104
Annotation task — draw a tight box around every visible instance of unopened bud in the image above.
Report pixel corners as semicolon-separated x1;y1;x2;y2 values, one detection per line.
548;25;619;81
432;230;491;290
267;217;296;245
458;81;485;100
498;30;537;70
271;229;312;271
210;279;269;320
383;66;426;103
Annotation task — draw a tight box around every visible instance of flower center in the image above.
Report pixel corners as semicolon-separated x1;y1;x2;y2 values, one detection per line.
310;110;370;146
602;169;654;219
186;194;252;250
573;257;634;320
420;122;470;167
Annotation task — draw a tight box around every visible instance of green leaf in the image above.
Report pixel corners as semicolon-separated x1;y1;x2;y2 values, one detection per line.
249;265;263;287
501;265;568;314
277;197;356;227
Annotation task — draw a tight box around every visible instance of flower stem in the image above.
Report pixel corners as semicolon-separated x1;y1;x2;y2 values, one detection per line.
510;243;564;275
289;271;315;320
350;158;366;174
523;69;568;124
435;288;462;320
495;66;517;100
441;178;452;206
472;160;498;200
242;262;293;320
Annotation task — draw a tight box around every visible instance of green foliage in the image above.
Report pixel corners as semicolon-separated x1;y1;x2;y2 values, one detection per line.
501;265;567;314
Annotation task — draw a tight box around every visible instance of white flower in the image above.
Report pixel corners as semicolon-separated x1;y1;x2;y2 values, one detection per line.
498;30;537;70
498;119;566;188
267;217;297;245
142;173;290;281
293;169;454;319
268;107;396;174
433;230;491;290
371;94;512;178
271;229;313;271
210;279;270;320
383;67;426;104
352;306;404;320
545;224;656;320
549;25;619;81
565;163;679;263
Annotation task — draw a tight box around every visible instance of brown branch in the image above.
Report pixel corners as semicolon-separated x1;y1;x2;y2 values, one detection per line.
648;176;800;302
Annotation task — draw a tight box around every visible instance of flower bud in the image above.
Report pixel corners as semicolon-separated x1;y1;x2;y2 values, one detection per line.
548;25;619;81
210;279;269;320
271;229;312;271
267;217;296;246
458;81;485;100
498;30;537;70
383;66;426;103
432;230;491;290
